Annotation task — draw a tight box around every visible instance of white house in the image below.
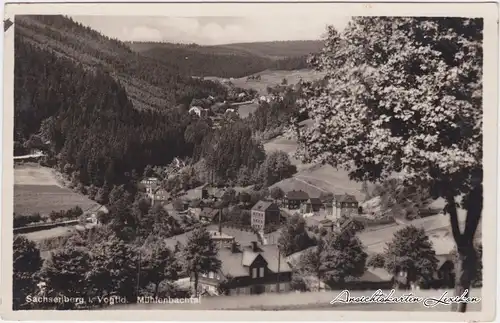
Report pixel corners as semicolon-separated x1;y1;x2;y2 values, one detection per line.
141;177;159;194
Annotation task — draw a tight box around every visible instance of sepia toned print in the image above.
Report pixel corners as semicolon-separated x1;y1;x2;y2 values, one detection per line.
1;2;498;322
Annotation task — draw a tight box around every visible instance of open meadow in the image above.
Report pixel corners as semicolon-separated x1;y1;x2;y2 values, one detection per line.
21;226;76;243
14;164;100;216
237;69;326;95
206;69;326;96
235;102;259;119
264;134;363;200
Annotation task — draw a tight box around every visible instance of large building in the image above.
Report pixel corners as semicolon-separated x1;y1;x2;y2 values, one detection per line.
141;177;159;194
149;187;169;206
300;197;323;214
199;208;220;223
332;194;359;218
251;200;280;231
196;242;292;296
283;190;309;209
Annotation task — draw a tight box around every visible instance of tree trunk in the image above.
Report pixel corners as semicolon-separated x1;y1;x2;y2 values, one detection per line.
153;282;160;298
445;182;482;313
193;273;199;297
452;244;477;312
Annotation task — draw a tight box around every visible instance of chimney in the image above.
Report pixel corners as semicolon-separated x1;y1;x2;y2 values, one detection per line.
251;241;259;252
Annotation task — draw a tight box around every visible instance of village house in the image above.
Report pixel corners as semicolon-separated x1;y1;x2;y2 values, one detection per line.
149;187;169;206
199;208;220;223
300;197;323;214
196;242;292;296
140;177;159;194
332;194;359;218
283;190;309;210
251;200;280;232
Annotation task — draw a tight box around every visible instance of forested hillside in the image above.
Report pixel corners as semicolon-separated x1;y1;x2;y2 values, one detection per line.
128;40;318;77
14;15;234;189
15;15;227;111
14;38;202;188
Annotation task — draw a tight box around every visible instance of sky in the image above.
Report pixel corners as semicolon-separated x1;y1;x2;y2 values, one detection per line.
71;15;351;45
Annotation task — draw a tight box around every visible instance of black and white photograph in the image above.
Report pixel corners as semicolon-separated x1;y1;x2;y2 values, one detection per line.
2;2;498;321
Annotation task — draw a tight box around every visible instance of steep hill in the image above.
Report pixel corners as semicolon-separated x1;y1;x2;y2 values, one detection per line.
127;40;322;78
14;15;221;188
15;15;227;111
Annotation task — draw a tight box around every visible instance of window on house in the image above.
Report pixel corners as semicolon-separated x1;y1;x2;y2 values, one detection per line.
259;267;264;277
252;268;257;278
209;272;214;279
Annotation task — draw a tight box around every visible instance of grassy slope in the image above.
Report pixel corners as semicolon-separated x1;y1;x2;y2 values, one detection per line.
264;132;363;201
206;69;326;96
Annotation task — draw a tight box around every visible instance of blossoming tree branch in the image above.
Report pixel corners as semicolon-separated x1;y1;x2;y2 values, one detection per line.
295;17;483;313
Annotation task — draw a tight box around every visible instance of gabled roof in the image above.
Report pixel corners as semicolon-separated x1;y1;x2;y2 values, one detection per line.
307;198;322;205
251;200;278;212
200;208;219;219
241;250;267;267
218;244;292;278
334;194;358;203
285;190;309;200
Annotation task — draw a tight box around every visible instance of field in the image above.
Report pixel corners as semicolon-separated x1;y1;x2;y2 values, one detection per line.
235;102;260;118
21;226;76;242
264;134;363;200
14;164;101;216
206;69;326;96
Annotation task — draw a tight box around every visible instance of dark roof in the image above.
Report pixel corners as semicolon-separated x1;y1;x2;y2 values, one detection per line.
251;200;278;212
200;208;220;219
218;244;292;278
307;198;322;205
285;190;309;200
334;194;358;203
